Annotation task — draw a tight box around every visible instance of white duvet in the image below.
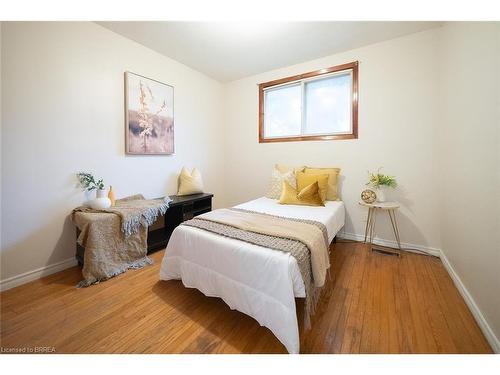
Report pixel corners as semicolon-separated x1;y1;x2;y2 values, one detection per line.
159;197;345;353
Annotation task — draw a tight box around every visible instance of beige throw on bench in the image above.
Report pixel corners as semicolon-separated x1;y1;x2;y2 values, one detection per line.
72;194;170;287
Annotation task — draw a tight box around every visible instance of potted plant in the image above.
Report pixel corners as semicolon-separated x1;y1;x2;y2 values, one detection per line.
366;168;397;202
76;172;111;209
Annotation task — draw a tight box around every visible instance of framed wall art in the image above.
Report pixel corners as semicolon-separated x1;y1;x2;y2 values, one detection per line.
125;71;174;155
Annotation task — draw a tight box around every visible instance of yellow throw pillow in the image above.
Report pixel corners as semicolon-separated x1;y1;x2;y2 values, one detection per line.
177;167;204;196
275;164;305;174
279;181;324;207
304;167;341;201
296;172;329;203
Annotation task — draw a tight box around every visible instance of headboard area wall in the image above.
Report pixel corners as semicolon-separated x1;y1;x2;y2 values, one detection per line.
222;28;442;253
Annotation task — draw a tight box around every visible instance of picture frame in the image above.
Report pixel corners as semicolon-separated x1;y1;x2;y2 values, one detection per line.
124;71;174;155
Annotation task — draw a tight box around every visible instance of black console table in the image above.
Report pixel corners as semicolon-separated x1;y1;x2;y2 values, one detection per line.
76;193;213;265
147;193;213;253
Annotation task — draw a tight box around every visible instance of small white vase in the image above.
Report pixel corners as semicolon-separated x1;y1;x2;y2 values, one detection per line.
376;187;386;202
96;189;107;198
90;189;111;209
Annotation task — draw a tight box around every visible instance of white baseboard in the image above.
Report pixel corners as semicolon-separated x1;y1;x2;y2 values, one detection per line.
338;230;499;353
439;250;500;353
0;257;78;292
338;231;441;257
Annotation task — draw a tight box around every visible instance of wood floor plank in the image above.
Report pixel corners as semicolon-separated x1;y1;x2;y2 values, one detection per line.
427;257;492;353
328;242;364;353
391;251;415;353
339;243;368;353
359;247;379;353
343;243;371;353
0;242;493;354
401;251;439;353
413;254;458;353
305;243;354;352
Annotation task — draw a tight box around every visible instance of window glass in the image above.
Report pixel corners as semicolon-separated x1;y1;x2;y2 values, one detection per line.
263;83;302;138
304;73;352;135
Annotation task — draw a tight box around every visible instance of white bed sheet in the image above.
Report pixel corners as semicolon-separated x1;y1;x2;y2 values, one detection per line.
159;197;345;353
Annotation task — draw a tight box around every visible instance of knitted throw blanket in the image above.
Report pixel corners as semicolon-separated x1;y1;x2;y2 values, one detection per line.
71;194;171;287
73;194;171;237
182;208;330;329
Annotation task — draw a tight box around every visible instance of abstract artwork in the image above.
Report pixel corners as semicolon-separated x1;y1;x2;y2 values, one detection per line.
125;72;174;154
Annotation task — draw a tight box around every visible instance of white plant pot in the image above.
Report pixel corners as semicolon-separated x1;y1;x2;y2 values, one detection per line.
96;189;107;198
376;187;386;202
83;190;94;206
90;189;111;209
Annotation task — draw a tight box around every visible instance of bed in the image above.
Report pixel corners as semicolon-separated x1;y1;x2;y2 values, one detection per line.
159;196;345;353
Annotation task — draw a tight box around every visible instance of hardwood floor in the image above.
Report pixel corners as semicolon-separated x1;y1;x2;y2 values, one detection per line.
0;242;492;354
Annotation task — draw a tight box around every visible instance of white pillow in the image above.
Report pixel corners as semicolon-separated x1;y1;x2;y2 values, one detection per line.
266;168;297;199
177;167;204;196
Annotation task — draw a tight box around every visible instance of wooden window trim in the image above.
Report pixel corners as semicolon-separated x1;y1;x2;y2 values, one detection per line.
258;61;358;143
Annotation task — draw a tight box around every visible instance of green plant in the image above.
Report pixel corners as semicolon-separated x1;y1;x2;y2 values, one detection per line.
366;168;397;188
76;172;105;192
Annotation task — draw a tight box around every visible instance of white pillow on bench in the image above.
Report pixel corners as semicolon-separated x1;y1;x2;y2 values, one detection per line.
177;167;204;196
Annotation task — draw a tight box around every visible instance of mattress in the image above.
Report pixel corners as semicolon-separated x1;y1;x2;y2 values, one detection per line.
159;197;345;353
235;197;344;296
235;197;345;244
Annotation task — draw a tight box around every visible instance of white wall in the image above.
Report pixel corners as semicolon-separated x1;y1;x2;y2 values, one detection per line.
0;22;224;284
438;22;500;351
0;22;3;259
223;29;442;253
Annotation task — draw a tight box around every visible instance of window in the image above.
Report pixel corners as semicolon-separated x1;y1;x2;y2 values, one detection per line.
259;61;358;143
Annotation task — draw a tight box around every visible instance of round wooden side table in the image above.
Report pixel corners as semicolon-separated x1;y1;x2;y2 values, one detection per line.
359;201;402;256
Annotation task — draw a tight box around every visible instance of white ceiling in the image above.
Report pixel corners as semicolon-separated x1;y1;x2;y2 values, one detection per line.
97;21;441;82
